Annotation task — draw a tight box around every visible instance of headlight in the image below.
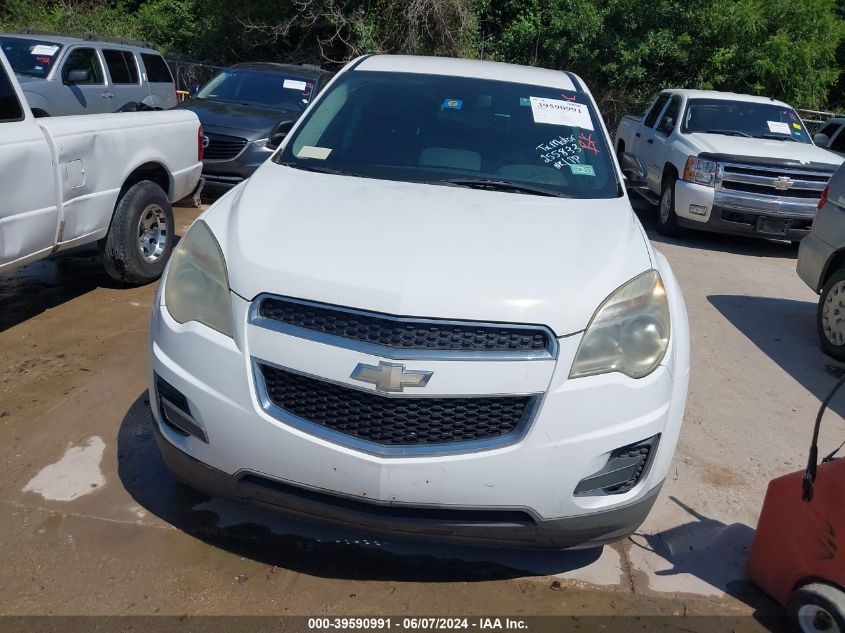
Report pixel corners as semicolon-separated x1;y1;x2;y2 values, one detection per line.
253;138;270;148
682;155;717;187
569;270;670;379
164;220;234;338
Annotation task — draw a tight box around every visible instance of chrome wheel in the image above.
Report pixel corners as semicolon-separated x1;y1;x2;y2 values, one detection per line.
137;204;168;263
660;187;672;224
821;280;845;346
798;604;840;633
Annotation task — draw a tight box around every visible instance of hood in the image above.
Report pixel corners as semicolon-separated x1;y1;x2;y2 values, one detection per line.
176;98;300;135
205;162;653;336
686;133;843;169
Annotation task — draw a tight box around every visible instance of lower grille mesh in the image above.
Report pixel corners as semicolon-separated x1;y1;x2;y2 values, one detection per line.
259;364;533;447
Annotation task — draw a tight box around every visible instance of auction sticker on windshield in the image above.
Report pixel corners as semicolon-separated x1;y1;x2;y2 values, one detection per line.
30;44;59;55
284;79;308;91
767;121;791;135
530;97;593;130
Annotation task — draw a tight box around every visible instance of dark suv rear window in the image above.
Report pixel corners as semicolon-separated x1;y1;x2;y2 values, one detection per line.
140;53;173;83
0;60;24;121
104;49;139;84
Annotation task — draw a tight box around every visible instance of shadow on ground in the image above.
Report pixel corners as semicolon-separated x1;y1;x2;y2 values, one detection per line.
117;393;605;582
629;497;787;628
0;246;124;332
708;295;845;420
630;197;798;260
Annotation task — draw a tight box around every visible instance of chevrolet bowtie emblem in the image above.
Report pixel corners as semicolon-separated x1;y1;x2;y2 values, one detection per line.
773;176;795;191
350;361;433;393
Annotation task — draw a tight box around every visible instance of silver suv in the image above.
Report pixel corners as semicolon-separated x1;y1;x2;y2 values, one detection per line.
0;31;176;116
798;163;845;359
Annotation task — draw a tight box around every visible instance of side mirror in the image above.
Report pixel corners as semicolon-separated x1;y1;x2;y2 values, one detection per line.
814;133;831;147
65;68;91;85
265;120;295;150
620;152;647;187
660;117;675;134
188;83;200;98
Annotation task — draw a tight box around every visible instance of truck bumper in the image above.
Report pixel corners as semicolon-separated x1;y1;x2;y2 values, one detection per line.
674;180;817;240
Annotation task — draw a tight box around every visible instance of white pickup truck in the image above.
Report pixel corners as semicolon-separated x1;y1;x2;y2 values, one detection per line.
615;89;843;240
0;50;203;284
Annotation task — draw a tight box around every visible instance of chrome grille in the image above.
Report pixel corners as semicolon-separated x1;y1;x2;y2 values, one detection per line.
256;363;538;455
203;132;248;161
718;162;831;200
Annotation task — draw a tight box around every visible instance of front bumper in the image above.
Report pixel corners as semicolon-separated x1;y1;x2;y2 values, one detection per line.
674;180;817;239
154;421;662;548
149;258;689;548
202;142;274;191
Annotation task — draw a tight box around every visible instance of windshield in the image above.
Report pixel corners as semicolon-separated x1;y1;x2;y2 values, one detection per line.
0;37;63;79
276;70;620;199
196;68;315;112
682;98;811;143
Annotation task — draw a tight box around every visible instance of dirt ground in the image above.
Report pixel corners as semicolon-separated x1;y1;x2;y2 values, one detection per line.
1;196;841;630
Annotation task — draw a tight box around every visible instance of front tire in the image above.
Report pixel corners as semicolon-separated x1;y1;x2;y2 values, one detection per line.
657;175;683;237
788;583;845;633
102;180;174;285
818;268;845;361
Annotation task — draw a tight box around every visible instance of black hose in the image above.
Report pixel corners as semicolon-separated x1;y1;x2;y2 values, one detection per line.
803;373;845;501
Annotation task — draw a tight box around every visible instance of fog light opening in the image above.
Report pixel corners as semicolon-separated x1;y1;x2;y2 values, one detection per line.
154;374;209;443
574;434;661;496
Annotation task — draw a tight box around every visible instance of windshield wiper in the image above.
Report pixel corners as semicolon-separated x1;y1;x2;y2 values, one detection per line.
756;133;798;142
440;178;565;197
704;129;752;138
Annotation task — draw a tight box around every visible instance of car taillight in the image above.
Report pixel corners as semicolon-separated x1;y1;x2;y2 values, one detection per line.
819;184;829;209
197;125;204;162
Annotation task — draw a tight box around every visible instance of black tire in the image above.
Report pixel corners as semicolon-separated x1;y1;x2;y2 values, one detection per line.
817;267;845;361
657;175;683;237
102;180;174;285
787;583;845;633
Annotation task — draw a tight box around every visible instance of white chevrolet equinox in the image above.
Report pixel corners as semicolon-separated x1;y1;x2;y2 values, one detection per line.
149;55;690;548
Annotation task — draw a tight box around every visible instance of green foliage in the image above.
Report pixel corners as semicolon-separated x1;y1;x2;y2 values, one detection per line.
1;0;843;114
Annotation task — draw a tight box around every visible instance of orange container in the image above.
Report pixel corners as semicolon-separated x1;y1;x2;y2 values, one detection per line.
747;376;845;631
747;456;844;607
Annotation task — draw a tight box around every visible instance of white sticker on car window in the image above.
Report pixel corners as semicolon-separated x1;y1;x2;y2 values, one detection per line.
284;79;307;91
767;121;791;135
529;97;594;130
296;145;332;160
31;44;59;56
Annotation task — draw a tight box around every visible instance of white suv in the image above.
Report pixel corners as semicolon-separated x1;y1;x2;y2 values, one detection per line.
149;55;690;548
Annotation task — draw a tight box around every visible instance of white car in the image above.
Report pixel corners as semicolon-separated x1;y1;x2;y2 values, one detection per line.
149;55;690;548
615;90;843;239
0;49;203;284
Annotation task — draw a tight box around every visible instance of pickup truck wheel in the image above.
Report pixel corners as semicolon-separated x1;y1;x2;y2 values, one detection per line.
103;180;173;285
817;268;845;361
657;177;683;237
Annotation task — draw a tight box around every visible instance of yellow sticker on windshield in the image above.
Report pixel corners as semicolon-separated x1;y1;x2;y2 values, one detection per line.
792;123;801;130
